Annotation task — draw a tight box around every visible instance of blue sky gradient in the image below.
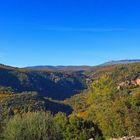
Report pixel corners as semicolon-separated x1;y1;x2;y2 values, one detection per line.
0;0;140;67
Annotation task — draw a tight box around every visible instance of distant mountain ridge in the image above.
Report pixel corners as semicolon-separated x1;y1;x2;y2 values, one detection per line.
100;59;140;66
25;65;92;71
25;59;140;71
1;59;140;71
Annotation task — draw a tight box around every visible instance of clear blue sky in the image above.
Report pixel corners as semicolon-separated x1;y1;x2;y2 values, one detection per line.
0;0;140;67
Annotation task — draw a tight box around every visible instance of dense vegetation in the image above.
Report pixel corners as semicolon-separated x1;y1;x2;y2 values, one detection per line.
0;92;72;118
66;63;140;138
0;111;103;140
0;63;140;139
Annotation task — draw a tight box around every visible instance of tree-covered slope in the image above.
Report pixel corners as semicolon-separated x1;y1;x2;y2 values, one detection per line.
0;64;87;100
65;63;140;138
0;92;72;118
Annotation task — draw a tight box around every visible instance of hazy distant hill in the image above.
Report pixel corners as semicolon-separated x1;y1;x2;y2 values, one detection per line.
26;65;92;71
26;60;140;70
100;59;140;66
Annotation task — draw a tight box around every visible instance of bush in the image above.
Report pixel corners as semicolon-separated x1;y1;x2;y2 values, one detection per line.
3;112;61;140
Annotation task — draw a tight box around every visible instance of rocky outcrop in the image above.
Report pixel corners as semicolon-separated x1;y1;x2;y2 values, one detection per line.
117;77;140;90
110;136;140;140
136;78;140;86
117;80;137;90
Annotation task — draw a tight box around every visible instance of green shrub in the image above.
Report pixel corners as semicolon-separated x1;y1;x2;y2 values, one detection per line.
3;112;61;140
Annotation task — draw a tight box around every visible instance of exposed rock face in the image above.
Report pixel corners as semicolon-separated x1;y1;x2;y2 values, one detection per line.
110;136;140;140
136;78;140;86
117;77;140;90
117;80;137;90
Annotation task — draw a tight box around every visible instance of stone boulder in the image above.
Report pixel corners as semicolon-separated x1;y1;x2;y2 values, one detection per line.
136;78;140;86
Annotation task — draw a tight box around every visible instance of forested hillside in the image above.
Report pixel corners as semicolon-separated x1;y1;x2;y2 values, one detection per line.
66;63;140;138
0;64;86;100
